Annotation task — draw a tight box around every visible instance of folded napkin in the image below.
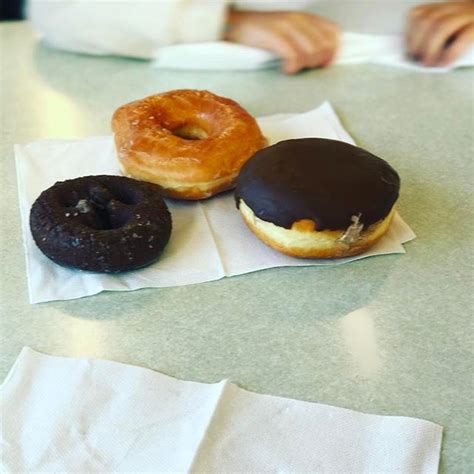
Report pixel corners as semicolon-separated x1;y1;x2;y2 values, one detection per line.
15;102;415;304
0;348;443;473
153;32;474;72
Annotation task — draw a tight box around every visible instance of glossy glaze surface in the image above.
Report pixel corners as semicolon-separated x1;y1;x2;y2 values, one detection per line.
1;22;473;472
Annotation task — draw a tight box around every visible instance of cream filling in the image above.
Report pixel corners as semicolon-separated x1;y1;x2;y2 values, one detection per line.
239;199;395;250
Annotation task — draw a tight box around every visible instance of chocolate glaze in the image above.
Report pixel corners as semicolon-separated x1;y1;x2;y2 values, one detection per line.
235;138;400;230
30;175;172;273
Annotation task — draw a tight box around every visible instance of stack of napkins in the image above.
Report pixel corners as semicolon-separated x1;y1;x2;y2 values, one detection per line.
15;102;415;303
1;348;443;472
153;32;474;72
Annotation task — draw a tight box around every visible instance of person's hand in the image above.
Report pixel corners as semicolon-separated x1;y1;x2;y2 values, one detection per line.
224;10;340;74
406;2;474;66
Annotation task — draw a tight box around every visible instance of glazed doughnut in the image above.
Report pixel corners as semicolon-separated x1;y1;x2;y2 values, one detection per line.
30;175;172;272
112;89;267;200
235;138;400;259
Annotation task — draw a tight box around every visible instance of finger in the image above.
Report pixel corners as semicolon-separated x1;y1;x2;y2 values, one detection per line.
406;4;433;52
233;22;305;74
282;25;324;68
318;25;341;65
408;2;460;23
286;22;332;68
271;17;332;72
311;15;340;35
303;17;341;65
310;28;338;66
409;3;431;19
273;38;303;73
405;7;426;56
292;15;339;67
420;14;473;65
438;23;474;66
268;28;307;73
408;5;460;58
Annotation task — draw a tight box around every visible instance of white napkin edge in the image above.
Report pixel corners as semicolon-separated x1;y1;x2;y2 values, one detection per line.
152;41;278;71
0;346;444;441
15;144;37;303
152;32;474;72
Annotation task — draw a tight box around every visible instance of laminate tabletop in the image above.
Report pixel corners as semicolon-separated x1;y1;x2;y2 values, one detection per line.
1;21;473;472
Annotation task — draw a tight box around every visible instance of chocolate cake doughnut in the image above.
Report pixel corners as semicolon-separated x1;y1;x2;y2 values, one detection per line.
235;138;400;258
30;175;172;272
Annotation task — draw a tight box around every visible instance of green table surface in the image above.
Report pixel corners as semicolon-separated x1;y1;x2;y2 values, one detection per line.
1;21;473;473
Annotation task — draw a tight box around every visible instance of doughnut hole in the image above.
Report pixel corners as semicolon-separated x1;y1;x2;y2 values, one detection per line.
85;183;138;230
172;123;209;140
105;182;142;205
83;205;133;231
57;184;138;231
57;188;85;208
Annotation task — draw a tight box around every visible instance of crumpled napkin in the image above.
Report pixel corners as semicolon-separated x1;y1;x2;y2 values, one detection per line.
15;102;415;304
153;32;474;72
0;347;443;473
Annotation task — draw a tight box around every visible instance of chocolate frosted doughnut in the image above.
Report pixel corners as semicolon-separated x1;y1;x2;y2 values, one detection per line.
30;175;172;272
235;138;400;258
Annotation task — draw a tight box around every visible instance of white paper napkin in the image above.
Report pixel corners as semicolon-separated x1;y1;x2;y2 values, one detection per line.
153;32;474;72
15;102;416;304
0;347;443;473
